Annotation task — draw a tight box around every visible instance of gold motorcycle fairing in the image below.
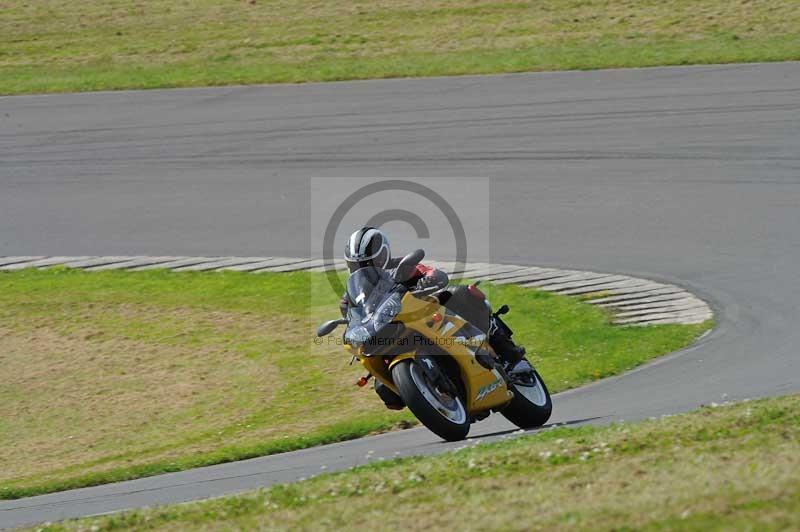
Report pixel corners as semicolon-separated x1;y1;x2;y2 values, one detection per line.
348;291;513;414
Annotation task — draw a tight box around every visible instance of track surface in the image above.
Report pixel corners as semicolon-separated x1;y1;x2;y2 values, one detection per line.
1;62;799;528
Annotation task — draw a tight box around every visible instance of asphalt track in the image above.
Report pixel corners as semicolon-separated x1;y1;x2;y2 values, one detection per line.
1;62;800;528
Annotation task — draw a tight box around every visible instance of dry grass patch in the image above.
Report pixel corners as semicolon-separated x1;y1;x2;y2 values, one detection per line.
0;307;284;481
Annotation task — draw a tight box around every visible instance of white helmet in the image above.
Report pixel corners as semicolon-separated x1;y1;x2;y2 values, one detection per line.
344;227;391;273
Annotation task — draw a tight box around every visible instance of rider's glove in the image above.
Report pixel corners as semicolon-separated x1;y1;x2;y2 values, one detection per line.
415;269;449;290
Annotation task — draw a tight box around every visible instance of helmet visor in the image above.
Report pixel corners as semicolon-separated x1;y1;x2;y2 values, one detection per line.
345;245;389;273
346;259;376;273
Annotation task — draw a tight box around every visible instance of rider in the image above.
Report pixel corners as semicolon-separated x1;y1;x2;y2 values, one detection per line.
341;226;529;409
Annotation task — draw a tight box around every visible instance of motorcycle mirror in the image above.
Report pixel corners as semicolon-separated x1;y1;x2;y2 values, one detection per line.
394;249;425;282
317;318;347;337
494;304;510;316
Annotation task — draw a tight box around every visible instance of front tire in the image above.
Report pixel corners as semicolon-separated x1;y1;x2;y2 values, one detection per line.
501;369;552;428
392;359;470;441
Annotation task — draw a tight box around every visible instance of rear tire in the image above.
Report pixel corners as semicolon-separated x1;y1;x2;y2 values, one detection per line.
392;359;470;441
501;370;552;428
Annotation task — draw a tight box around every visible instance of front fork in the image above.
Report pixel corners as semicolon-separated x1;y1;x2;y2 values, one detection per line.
414;353;460;398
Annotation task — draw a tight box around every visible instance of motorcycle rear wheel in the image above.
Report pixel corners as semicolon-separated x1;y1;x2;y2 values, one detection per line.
392;359;470;441
501;369;552;428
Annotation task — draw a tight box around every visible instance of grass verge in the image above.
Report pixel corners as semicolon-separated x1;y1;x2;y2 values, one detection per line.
37;394;800;531
0;268;708;499
1;1;799;95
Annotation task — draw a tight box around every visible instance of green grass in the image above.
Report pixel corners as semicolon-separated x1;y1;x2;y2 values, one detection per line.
1;0;799;95
37;394;800;531
0;268;708;499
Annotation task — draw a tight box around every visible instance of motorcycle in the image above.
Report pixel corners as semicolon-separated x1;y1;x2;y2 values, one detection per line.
316;249;552;441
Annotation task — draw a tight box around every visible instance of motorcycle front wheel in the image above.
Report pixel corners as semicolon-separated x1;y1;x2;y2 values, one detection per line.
501;369;552;429
392;359;470;441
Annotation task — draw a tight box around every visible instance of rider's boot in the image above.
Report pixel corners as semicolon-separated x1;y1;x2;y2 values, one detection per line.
488;317;534;378
375;380;405;410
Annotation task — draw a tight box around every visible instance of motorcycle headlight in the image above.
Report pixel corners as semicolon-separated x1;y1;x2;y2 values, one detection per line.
344;325;371;346
372;292;402;331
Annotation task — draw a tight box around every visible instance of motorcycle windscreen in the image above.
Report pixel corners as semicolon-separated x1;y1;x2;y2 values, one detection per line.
343;266;399;345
